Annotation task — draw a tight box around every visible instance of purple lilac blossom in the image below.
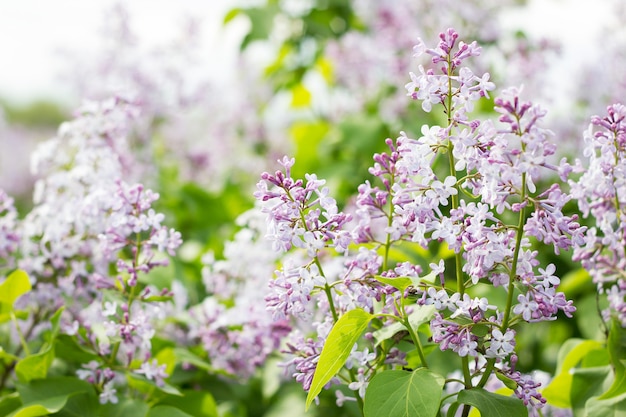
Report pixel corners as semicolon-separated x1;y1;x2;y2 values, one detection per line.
256;28;582;413
571;103;626;327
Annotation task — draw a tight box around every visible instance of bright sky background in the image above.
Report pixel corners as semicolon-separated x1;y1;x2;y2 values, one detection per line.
0;0;615;105
0;0;238;104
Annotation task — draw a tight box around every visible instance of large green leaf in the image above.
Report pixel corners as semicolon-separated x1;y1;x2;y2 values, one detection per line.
10;404;53;417
0;393;22;416
456;388;527;417
54;391;99;417
571;366;613;416
15;307;65;383
363;369;444;417
586;392;626;417
542;339;604;408
100;398;150;417
599;319;626;400
157;391;217;417
16;377;94;405
146;405;194;417
305;308;373;409
11;377;95;417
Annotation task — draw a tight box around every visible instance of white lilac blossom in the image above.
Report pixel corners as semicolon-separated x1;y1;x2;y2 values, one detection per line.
0;190;19;267
571;103;626;327
12;96;183;400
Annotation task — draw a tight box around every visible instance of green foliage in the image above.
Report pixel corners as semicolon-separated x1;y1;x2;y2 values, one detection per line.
542;339;604;407
11;377;95;417
0;270;31;323
542;323;626;415
0;99;68;128
363;369;444;417
372;305;435;347
15;307;63;383
455;388;528;417
306;308;373;409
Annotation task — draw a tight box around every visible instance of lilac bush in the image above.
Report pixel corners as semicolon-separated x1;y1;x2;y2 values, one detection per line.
255;27;622;416
1;2;626;416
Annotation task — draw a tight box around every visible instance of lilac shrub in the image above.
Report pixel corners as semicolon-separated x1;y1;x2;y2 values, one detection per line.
257;28;585;415
0;93;303;412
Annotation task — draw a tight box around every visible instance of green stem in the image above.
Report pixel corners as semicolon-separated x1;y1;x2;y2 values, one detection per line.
477;359;496;388
445;48;471;399
403;315;429;368
11;311;30;356
501;174;527;330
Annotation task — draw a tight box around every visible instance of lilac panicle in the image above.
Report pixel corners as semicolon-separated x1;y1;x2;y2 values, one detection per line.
572;103;626;326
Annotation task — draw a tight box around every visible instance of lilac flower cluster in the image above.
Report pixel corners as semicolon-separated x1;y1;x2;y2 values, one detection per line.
0;190;19;267
187;210;291;378
571;103;626;326
256;158;404;402
257;28;583;414
7;96;184;403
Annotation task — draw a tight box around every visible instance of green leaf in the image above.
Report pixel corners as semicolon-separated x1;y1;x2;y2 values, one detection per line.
599;319;626;399
54;335;99;364
456;388;527;417
127;373;182;397
0;393;21;416
0;346;20;364
542;339;604;408
16;377;94;405
173;348;219;374
372;275;413;292
14;348;54;383
10;404;52;417
157;391;217;417
496;372;519;391
239;7;278;50
100;398;150;417
14;307;64;383
586;392;626;417
53;391;99;417
147;405;194;417
0;270;31;322
363;369;445;417
11;377;94;417
571;366;613;416
155;347;177;377
305;308;373;409
0;270;31;306
290;83;311;107
223;8;241;24
372;305;435;347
